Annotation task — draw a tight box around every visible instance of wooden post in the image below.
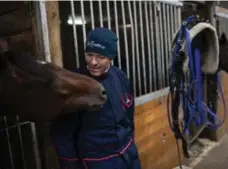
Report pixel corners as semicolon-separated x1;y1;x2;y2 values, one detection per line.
45;1;63;67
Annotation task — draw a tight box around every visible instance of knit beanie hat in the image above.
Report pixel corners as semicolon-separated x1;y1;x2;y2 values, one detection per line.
85;28;118;60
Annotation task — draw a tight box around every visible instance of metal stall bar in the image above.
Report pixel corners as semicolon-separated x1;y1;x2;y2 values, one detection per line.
144;1;152;92
98;0;103;27
106;0;113;65
162;3;169;85
4;117;14;169
149;1;157;91
33;2;49;169
30;123;41;169
158;2;165;89
153;2;162;89
173;5;178;33
80;0;86;46
121;0;130;78
128;0;136;96
90;0;95;29
169;5;175;64
139;1;147;94
70;0;80;67
35;1;51;62
106;0;111;29
133;1;142;95
170;5;175;37
16;116;27;169
166;4;171;82
114;0;122;69
177;6;181;26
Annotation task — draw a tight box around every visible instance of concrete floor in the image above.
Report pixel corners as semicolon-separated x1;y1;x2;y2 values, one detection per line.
192;134;228;169
174;134;228;169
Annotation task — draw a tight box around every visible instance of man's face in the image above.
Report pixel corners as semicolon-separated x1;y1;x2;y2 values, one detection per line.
85;52;111;77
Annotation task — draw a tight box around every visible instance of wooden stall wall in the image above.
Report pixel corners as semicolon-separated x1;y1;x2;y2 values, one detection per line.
0;2;37;56
216;71;228;139
134;95;184;169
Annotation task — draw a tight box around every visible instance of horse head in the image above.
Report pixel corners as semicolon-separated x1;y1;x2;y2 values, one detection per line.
0;40;107;122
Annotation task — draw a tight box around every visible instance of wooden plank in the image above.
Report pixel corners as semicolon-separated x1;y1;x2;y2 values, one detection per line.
135;94;184;169
45;1;63;67
0;1;25;15
215;71;228;139
0;4;32;35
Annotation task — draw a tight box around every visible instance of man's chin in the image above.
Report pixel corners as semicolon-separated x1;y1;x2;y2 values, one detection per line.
89;71;102;77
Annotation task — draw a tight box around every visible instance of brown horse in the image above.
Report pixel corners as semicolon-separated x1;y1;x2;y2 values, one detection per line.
0;41;107;122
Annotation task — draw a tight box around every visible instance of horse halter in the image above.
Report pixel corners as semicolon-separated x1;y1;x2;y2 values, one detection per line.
167;15;227;158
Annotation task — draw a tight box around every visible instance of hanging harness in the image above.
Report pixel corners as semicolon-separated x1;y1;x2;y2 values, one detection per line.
167;15;227;157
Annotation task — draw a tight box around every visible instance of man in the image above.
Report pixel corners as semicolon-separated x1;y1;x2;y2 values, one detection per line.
50;27;141;169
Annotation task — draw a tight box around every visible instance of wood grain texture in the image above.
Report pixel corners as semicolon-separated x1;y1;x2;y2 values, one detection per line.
215;71;228;139
135;95;184;169
45;1;63;67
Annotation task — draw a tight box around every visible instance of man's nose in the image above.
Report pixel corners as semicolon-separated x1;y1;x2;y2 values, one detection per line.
90;57;98;65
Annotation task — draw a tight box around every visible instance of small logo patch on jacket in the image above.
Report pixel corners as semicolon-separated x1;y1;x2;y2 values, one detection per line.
121;94;133;111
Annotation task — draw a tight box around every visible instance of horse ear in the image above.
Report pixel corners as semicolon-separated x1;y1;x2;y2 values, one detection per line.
219;33;228;45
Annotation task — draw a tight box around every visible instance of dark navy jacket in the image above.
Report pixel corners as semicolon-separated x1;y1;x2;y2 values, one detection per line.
50;65;136;163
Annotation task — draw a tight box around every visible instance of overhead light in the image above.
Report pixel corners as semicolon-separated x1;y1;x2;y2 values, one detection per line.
67;16;86;25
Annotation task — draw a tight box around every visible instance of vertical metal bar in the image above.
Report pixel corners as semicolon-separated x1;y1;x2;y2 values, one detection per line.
149;1;157;91
158;2;164;89
144;1;152;92
133;1;142;95
154;2;162;89
36;1;51;63
166;4;171;82
4;117;14;169
170;5;175;66
80;0;86;46
162;3;168;86
170;5;174;35
114;0;122;69
98;0;103;27
106;0;113;65
177;6;181;26
90;0;95;29
16;116;27;169
121;0;130;78
174;6;178;33
139;1;147;93
128;1;136;96
30;123;41;169
106;0;111;29
70;0;80;67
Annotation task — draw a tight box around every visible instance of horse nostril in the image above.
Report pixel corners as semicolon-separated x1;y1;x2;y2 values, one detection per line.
101;89;106;95
100;87;107;99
